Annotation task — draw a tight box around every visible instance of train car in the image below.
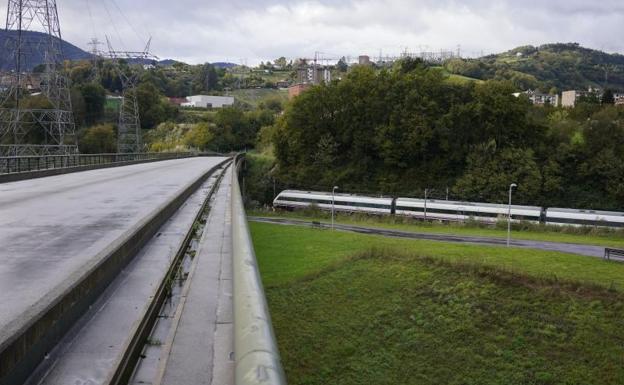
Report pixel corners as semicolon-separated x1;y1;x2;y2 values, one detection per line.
394;198;543;224
273;190;394;215
545;208;624;227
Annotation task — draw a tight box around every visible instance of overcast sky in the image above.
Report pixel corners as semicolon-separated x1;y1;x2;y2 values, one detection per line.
4;0;624;64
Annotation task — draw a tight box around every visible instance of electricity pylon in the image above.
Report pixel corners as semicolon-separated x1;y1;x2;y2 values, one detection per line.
0;0;78;156
105;37;157;153
87;37;103;82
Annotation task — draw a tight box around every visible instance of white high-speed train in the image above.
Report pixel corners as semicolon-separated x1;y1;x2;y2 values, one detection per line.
273;190;394;214
273;190;624;228
394;198;542;223
546;208;624;227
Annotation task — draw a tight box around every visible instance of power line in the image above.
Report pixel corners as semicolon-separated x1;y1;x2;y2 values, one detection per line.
101;0;126;51
85;0;96;36
108;0;144;44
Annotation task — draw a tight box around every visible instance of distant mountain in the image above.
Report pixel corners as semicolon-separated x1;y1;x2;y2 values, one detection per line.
0;30;182;70
444;43;624;92
212;62;238;69
158;59;179;66
0;30;92;70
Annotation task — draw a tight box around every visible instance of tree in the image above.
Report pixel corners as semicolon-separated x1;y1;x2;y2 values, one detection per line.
70;87;86;127
274;57;288;68
79;124;116;153
192;63;219;93
453;143;542;204
135;82;177;129
80;83;106;126
336;57;348;72
212;107;248;151
601;89;615;105
184;123;214;150
259;97;284;113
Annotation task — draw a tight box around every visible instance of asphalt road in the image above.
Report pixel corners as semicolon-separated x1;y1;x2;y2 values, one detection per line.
248;217;620;261
0;157;227;339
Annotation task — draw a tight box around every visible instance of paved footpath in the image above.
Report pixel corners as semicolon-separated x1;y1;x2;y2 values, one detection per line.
0;157;226;343
249;217;617;260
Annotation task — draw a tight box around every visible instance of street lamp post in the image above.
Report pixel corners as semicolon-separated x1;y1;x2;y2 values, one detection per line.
507;183;518;247
424;189;429;221
332;186;339;230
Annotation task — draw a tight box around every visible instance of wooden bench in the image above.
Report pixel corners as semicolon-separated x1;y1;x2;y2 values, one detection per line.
604;248;624;260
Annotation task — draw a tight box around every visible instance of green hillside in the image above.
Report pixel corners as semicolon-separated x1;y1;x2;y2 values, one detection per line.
444;43;624;92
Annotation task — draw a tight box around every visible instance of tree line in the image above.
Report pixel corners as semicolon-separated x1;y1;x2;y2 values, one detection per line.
270;59;624;210
62;60;274;154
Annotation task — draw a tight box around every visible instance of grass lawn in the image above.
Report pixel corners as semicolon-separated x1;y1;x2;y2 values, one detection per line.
251;222;624;385
431;66;484;84
230;88;288;108
248;209;624;249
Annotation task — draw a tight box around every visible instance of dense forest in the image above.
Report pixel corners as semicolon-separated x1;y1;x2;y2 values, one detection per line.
269;59;624;211
444;43;624;92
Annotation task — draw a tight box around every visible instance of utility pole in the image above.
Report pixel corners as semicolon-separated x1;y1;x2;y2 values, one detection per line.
424;189;428;221
507;183;517;247
332;186;339;230
104;37;158;153
0;0;78;156
87;37;103;82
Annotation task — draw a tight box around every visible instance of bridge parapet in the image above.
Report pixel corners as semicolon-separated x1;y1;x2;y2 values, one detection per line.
0;151;223;183
232;155;287;385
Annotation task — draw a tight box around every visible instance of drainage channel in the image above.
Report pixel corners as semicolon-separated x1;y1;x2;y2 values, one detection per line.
124;165;229;385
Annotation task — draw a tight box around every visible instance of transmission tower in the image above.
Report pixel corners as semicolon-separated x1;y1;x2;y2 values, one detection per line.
0;0;78;156
104;36;157;153
87;37;103;82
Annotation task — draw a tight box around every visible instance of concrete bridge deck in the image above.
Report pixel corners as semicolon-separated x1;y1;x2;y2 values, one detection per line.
0;155;285;385
0;157;227;339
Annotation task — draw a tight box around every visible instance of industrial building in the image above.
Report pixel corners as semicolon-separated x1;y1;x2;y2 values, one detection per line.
181;95;235;109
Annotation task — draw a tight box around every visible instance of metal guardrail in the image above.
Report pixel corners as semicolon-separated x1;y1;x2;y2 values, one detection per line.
232;155;286;385
0;152;208;174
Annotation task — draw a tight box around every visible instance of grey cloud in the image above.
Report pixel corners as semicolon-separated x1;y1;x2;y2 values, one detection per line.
1;0;623;63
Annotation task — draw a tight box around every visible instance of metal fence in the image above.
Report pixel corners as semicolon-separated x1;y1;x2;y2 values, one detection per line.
0;152;203;174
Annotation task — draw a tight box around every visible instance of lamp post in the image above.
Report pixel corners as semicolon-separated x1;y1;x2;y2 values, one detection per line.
424;189;429;221
332;186;339;230
507;183;517;247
